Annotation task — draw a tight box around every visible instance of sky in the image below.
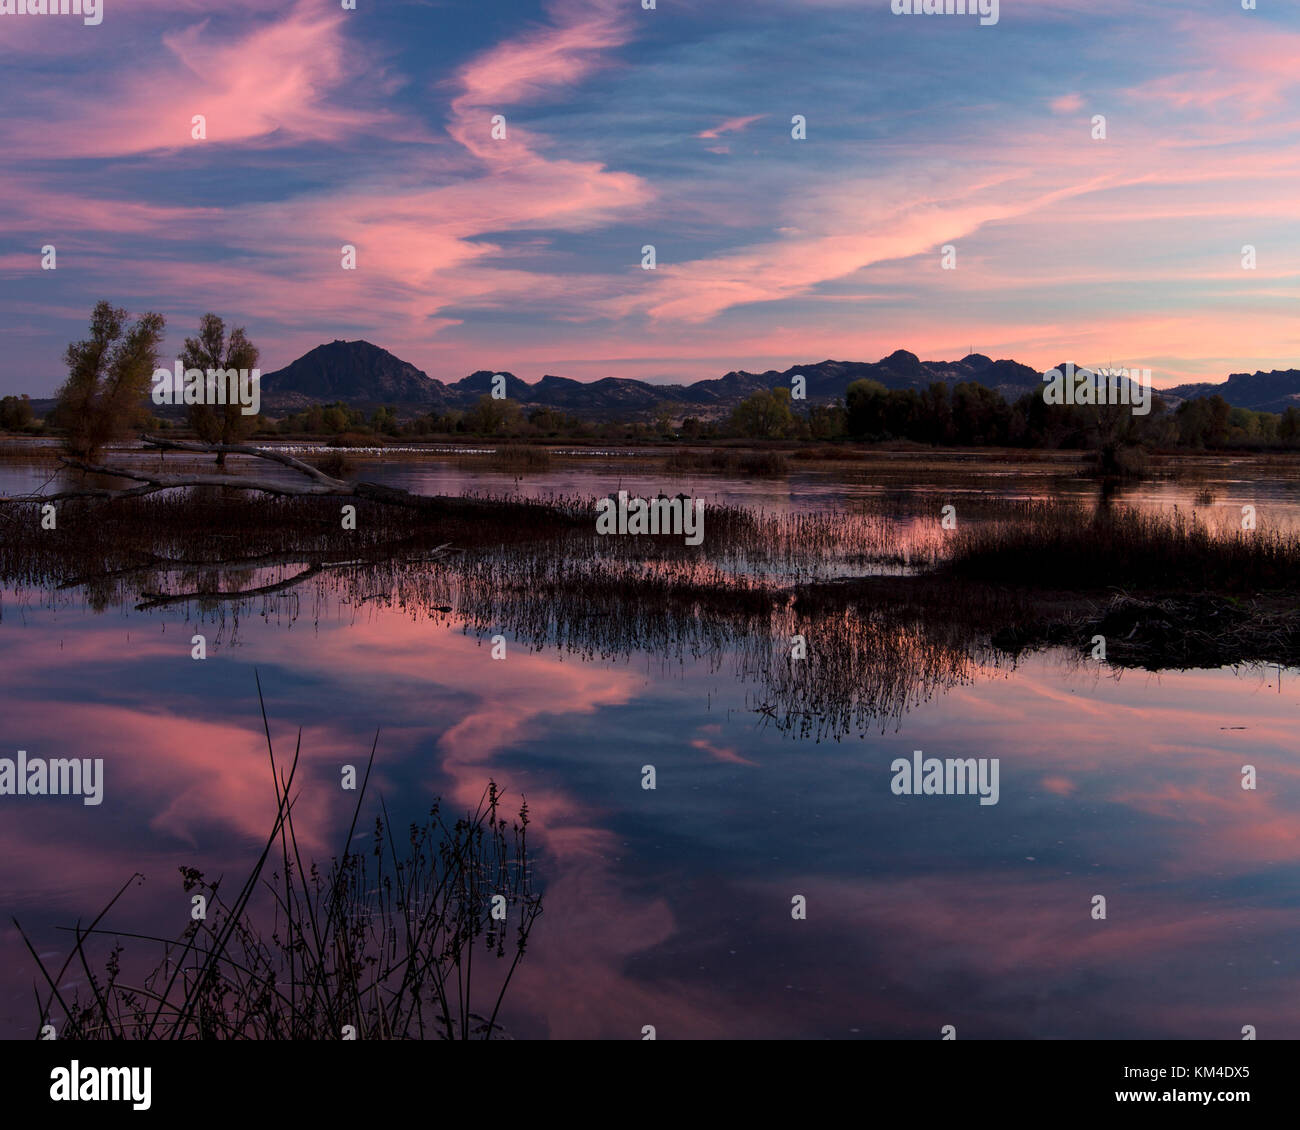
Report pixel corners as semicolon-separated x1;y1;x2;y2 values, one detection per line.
1;0;1298;396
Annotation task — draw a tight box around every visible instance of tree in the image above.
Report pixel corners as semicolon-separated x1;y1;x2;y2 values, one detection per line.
950;381;1011;445
729;387;795;439
806;401;846;440
884;388;922;438
0;394;33;431
322;405;351;434
370;405;400;436
1280;407;1300;447
54;301;165;460
845;379;889;438
464;394;521;435
1175;395;1231;448
919;382;954;444
181;313;260;465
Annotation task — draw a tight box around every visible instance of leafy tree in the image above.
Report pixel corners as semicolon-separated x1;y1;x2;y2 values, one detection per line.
370;405;400;436
181;313;260;465
322;405;351;434
54;301;165;460
884;388;922;437
729;387;795;439
465;394;522;435
0;394;33;431
1175;395;1231;448
950;381;1010;445
806;401;846;440
845;379;889;437
1280;406;1300;446
918;382;954;444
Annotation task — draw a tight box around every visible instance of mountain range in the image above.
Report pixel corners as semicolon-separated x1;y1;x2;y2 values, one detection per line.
252;342;1048;419
21;341;1300;421
257;341;1300;420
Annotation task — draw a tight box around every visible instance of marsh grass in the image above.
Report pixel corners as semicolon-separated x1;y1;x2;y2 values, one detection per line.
309;451;356;479
0;441;60;463
788;445;869;462
16;681;541;1039
3;490;1299;734
485;444;553;472
942;500;1300;592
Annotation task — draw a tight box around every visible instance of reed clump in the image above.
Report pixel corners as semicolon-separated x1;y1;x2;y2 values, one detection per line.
17;685;541;1040
486;444;553;472
941;501;1300;593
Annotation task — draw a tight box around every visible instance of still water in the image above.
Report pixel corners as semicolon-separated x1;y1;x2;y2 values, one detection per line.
1;445;1298;1039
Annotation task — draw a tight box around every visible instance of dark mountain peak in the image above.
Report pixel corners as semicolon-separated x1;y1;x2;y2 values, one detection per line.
983;358;1042;383
535;374;582;390
454;370;531;398
882;348;920;365
261;339;444;410
878;349;926;378
961;353;993;368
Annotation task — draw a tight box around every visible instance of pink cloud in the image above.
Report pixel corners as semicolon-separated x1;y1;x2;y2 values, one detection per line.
1125;23;1300;119
1040;776;1077;796
0;1;392;158
447;0;633;163
698;114;766;140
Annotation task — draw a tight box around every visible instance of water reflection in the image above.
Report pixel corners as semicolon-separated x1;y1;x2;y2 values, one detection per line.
2;459;1299;1038
3;579;1297;1039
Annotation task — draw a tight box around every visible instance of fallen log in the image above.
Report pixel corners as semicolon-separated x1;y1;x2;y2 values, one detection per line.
58;457;343;497
3;435;590;526
140;434;346;489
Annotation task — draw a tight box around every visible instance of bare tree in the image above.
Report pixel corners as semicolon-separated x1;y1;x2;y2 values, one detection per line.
54;301;165;461
181;313;261;466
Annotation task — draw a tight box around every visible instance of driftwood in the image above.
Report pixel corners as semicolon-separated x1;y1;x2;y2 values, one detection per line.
0;435;484;604
0;434;361;502
0;435;577;524
56;457;341;498
140;434;346;487
0;435;592;533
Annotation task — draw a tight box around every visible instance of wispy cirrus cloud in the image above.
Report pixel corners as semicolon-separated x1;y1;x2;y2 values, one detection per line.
697;113;766;140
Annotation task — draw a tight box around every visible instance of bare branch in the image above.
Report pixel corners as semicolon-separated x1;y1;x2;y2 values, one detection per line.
141;434;347;489
1;483;168;504
58;457;346;498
